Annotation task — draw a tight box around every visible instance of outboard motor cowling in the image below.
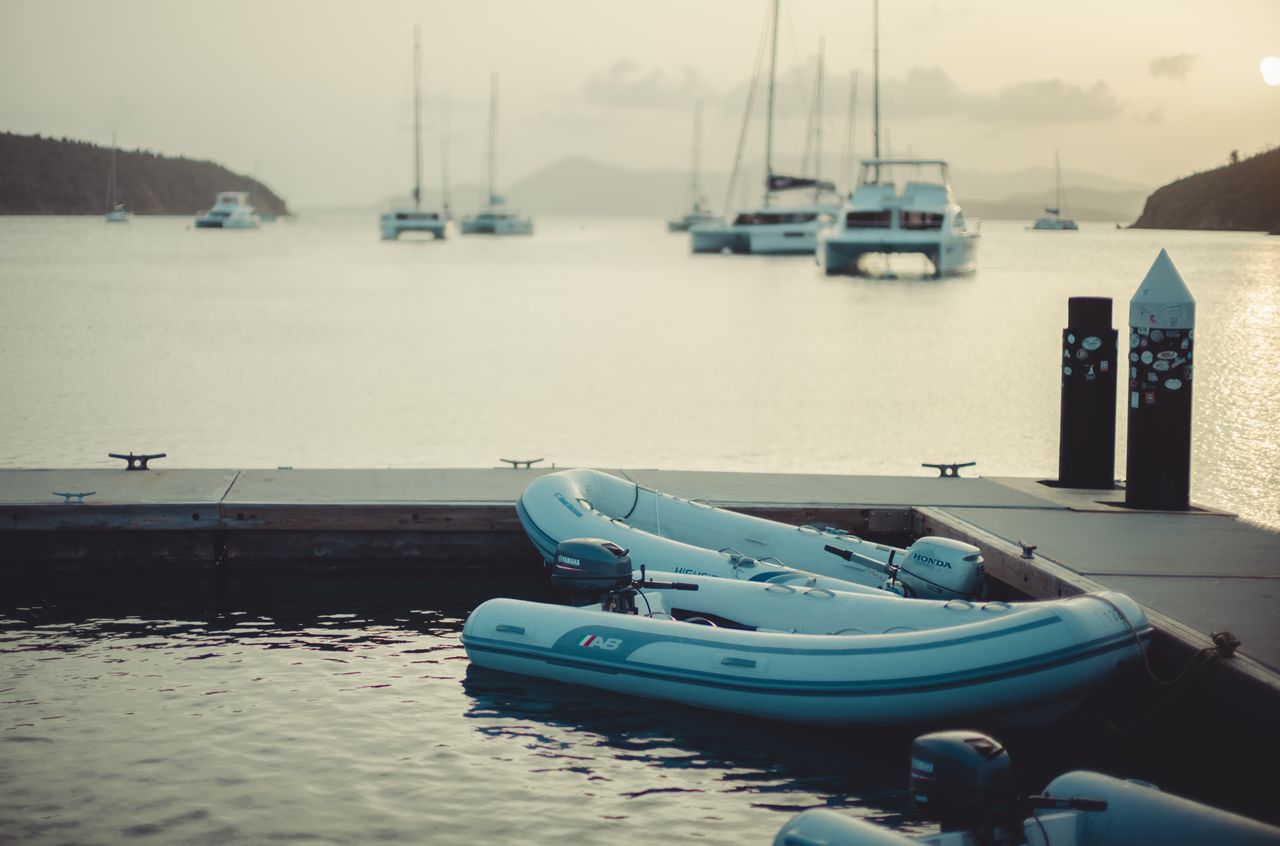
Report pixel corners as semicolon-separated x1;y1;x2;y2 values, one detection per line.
909;730;1016;830
894;537;986;600
549;538;632;605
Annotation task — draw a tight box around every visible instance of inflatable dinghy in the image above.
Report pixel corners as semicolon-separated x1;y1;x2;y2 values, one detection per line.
775;731;1280;845
463;540;1149;726
518;468;986;599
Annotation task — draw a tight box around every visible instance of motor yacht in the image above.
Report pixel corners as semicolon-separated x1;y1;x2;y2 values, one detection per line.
194;192;260;229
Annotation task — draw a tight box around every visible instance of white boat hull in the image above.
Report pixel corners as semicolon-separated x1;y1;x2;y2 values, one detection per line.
380;214;450;240
691;218;829;255
821;231;979;277
461;215;533;235
518;468;919;595
463;583;1149;726
775;771;1280;845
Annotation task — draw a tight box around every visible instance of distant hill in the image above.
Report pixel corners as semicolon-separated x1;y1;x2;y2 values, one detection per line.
492;156;1146;222
1131;148;1280;231
0;131;289;216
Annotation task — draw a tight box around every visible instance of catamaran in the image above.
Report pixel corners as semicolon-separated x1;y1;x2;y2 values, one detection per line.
461;75;533;236
818;0;979;277
1031;150;1079;230
380;26;450;241
690;0;840;255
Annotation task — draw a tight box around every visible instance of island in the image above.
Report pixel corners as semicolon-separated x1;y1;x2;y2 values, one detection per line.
1131;147;1279;232
0;131;289;217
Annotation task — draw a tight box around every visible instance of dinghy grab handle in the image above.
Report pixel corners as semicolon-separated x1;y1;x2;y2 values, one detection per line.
764;584;797;594
943;599;975;610
804;588;836;598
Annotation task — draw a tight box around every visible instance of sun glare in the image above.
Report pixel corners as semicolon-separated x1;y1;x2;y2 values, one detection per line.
1261;56;1280;86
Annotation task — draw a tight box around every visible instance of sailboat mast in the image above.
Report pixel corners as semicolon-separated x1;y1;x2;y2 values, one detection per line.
814;38;825;203
108;132;117;211
1054;149;1062;214
841;72;858;194
764;0;779;204
691;101;703;211
413;26;422;210
872;0;880;170
442;97;451;216
488;74;498;205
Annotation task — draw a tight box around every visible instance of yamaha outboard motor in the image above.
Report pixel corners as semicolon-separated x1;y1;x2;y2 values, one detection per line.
548;538;633;606
909;731;1016;831
887;537;986;600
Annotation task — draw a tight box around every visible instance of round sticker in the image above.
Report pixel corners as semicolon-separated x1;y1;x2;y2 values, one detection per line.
1154;360;1170;372
1130;334;1140;349
1082;336;1102;351
1165;379;1183;390
1067;333;1076;344
1063;366;1072;376
1076;349;1089;360
1150;330;1164;342
1130;352;1139;362
1140;351;1154;364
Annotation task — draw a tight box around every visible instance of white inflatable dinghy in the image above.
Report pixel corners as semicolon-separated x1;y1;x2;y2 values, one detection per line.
518;468;986;599
463;540;1150;727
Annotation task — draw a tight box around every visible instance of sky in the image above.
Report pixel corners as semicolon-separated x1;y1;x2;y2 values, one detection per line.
2;0;1278;208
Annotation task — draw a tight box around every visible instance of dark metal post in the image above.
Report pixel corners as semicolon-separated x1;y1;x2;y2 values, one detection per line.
1125;249;1195;509
1057;297;1118;488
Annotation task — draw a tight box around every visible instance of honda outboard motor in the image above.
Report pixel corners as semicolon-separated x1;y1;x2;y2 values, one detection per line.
887;537;986;600
548;538;633;606
909;730;1016;830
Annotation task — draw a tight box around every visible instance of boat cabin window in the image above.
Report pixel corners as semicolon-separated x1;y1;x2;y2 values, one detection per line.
845;210;892;228
732;211;817;226
900;211;944;230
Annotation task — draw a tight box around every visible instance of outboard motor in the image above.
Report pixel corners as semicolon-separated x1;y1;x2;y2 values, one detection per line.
888;537;986;600
548;538;633;606
909;730;1016;831
548;538;699;612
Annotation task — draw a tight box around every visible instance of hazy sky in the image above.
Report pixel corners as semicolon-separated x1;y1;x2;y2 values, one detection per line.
2;0;1278;208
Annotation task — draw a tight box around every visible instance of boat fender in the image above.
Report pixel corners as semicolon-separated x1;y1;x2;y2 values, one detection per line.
908;731;1017;830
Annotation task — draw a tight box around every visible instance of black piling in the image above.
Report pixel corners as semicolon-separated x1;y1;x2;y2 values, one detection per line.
1125;249;1196;510
1057;297;1118;488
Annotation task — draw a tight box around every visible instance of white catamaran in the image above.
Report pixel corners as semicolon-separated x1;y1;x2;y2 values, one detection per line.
381;26;450;241
461;75;533;236
819;0;980;277
690;0;840;256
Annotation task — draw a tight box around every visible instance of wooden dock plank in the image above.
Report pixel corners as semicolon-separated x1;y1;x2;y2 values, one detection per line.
1;470;238;530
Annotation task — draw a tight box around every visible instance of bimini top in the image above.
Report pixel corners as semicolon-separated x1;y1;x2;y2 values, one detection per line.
213;192;250;205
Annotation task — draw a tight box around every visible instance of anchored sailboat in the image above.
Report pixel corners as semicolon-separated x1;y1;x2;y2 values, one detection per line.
461;75;533;236
690;0;840;255
667;102;717;232
1031;151;1079;230
104;132;130;223
380;26;449;241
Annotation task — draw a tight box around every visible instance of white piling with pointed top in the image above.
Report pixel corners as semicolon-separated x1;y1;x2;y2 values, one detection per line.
1125;249;1196;509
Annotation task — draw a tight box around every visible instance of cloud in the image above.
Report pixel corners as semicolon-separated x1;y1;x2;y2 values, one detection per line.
1149;54;1200;81
974;79;1125;122
583;61;706;108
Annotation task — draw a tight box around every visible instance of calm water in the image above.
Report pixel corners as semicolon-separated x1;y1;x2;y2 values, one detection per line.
2;574;1271;846
1;214;1278;528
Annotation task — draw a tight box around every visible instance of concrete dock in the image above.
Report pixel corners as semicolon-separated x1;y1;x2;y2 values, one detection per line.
3;466;1278;702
